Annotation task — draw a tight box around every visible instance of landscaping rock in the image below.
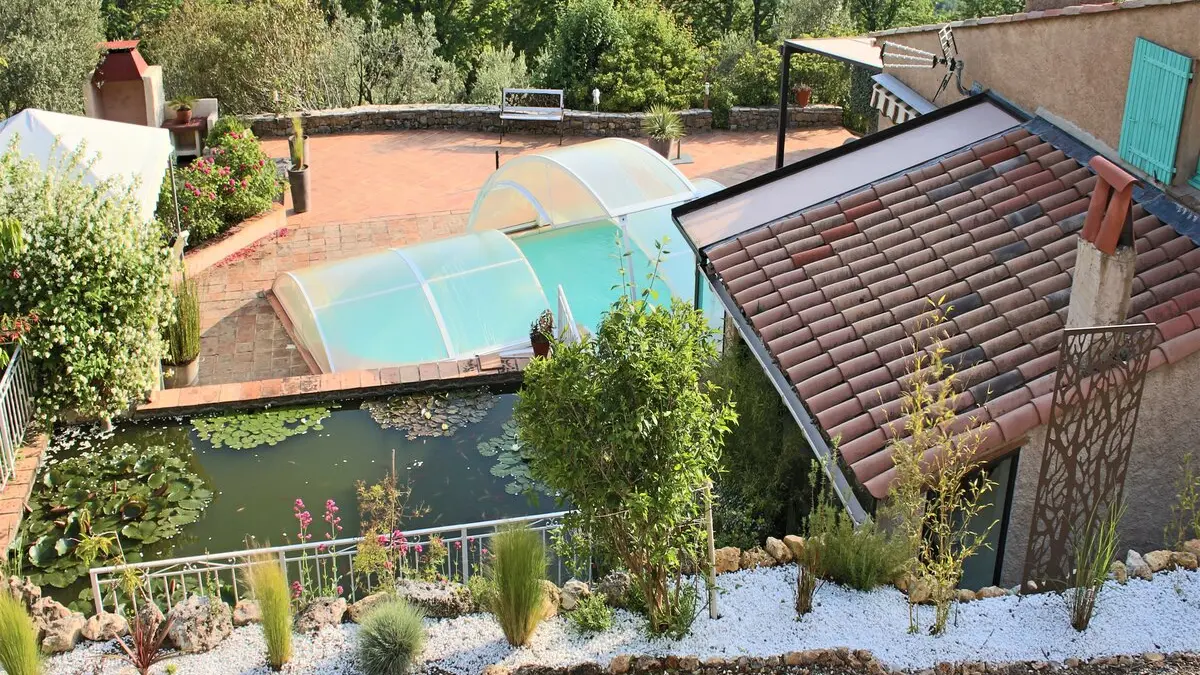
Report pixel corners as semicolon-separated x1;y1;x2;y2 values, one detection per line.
296;597;347;633
347;592;389;623
232;599;261;626
906;578;931;604
596;571;633;608
714;547;740;574
29;596;73;638
1182;539;1200;559
1109;561;1128;584
82;612;129;641
41;613;86;654
4;575;41;608
976;586;1008;599
1125;550;1153;580
540;580;561;619
609;654;632;674
168;595;233;653
764;537;793;564
956;589;976;602
560;579;591;611
1144;550;1175;573
739;547;775;569
1172;551;1198;570
782;535;805;560
395;579;472;618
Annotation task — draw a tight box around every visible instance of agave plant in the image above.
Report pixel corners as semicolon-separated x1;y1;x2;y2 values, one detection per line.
641;105;685;140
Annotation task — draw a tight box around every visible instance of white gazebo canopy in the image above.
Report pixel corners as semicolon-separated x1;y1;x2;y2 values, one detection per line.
0;109;173;222
467;138;700;232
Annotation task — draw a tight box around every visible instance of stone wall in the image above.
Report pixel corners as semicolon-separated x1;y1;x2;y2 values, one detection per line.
727;105;844;132
246;104;842;138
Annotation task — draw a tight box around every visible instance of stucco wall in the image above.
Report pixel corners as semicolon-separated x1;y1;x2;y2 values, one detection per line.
876;2;1200;187
1000;343;1200;585
96;80;149;126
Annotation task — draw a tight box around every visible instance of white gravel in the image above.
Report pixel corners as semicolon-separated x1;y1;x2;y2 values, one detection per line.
44;566;1200;674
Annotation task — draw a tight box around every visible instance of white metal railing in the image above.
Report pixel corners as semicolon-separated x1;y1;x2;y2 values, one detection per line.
0;347;35;490
88;510;583;615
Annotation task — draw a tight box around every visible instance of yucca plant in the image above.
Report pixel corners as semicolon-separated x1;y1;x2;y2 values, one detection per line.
358;598;427;675
116;610;174;675
1068;501;1125;631
641;104;685;140
490;525;547;646
0;591;40;675
244;556;293;670
165;278;201;366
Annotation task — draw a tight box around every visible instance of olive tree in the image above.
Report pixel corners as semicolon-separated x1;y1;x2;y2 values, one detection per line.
515;290;735;635
0;0;103;117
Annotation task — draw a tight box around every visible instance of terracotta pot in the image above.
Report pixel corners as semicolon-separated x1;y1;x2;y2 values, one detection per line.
175;107;193;123
288;166;310;214
795;87;813;107
649;136;673;159
531;338;551;358
163;358;199;389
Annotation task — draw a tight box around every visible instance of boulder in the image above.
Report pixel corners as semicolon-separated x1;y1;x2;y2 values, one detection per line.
1171;551;1198;571
41;613;86;654
1182;539;1200;559
1144;550;1175;573
783;535;805;560
233;599;262;626
394;579;471;618
739;547;775;570
167;595;233;653
764;537;793;564
347;592;389;623
296;597;347;634
29;597;73;639
1108;561;1128;584
906;578;932;604
82;612;129;641
714;547;740;574
539;580;561;619
956;589;976;603
975;586;1008;599
1125;550;1153;580
595;571;633;608
560;579;590;612
4;575;41;608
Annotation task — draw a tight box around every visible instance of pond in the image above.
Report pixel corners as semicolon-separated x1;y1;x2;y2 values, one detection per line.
21;387;552;605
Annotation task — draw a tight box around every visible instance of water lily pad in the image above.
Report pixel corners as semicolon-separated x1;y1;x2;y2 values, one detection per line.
192;405;332;449
363;388;497;439
477;421;550;497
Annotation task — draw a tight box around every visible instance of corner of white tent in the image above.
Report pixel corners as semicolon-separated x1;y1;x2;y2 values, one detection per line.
0;109;173;223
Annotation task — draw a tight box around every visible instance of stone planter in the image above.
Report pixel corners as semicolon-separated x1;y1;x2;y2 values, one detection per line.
648;137;674;159
288;165;310;214
163;358;199;389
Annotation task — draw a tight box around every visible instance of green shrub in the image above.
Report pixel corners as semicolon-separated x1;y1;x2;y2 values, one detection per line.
567;592;613;634
0;592;40;675
806;496;908;591
358;598;427;675
467;571;497;613
244;556;292;670
0;144;173;421
0;0;103;117
729;42;779;106
468;44;529;105
205;116;248;150
165;278;200;366
490;525;547;646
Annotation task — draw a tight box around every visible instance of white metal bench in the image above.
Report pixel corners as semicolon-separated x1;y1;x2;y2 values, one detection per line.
500;88;564;145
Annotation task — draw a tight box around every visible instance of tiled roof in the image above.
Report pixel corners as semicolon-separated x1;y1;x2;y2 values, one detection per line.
708;125;1200;499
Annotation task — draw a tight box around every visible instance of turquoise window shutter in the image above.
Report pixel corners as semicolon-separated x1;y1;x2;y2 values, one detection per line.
1119;37;1194;184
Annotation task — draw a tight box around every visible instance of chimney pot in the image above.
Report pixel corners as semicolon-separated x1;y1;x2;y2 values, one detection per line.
1080;155;1139;255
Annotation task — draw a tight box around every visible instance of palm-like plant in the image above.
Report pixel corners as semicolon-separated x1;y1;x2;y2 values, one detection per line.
116;610;174;675
641;105;685;140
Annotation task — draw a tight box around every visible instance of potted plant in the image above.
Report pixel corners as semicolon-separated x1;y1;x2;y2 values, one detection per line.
163;277;201;388
288;115;310;214
794;84;813;107
642;104;684;160
530;309;553;358
169;95;196;123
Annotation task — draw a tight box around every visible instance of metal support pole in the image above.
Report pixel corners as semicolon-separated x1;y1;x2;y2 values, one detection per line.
775;43;792;170
460;528;470;582
704;481;719;619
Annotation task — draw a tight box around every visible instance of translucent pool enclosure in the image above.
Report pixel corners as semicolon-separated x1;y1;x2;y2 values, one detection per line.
272;139;723;372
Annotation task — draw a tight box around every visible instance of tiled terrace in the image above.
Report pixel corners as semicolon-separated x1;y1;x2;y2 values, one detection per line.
195;127;855;386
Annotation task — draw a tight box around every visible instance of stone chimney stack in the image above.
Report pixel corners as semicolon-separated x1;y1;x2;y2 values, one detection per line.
1065;156;1140;329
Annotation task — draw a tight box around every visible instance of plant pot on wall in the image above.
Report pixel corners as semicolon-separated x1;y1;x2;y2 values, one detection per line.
163;358;200;389
288;166;310;214
795;85;813;108
530;309;554;358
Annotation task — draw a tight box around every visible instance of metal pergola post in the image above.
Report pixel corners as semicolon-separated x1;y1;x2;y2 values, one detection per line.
775;41;800;170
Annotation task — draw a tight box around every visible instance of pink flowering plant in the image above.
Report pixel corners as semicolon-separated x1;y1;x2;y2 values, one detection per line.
288;497;347;607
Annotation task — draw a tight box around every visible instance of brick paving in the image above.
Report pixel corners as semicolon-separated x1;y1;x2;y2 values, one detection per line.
196;127;855;386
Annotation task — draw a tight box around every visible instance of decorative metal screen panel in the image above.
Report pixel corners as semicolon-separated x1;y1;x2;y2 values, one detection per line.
1022;324;1156;586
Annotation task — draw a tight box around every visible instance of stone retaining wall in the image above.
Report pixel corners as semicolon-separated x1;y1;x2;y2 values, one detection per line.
246;104;842;138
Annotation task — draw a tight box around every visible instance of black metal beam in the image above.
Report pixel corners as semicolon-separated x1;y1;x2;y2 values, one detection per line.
775;41;797;170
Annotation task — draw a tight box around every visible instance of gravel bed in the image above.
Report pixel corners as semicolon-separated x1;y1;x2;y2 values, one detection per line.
43;565;1200;674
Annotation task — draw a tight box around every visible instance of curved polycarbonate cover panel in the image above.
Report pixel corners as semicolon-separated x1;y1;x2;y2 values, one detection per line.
468;138;696;232
272;231;550;372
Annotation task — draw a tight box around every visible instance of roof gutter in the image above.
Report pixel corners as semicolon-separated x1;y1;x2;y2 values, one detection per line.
701;261;870;524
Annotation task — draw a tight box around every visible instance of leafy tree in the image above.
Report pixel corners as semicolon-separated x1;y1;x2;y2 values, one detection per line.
0;0;104;118
100;0;180;39
847;0;903;31
773;0;850;39
953;0;1021;18
534;0;623;108
728;42;780;106
593;1;704;111
468;44;529;104
665;0;751;45
515;285;735;635
506;0;564;59
0;144;172;421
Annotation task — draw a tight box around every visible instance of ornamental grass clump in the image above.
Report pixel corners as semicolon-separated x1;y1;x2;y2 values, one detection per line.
357;598;427;675
165;278;201;366
1068;501;1125;631
490;525;547;646
244;555;293;670
0;591;40;675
